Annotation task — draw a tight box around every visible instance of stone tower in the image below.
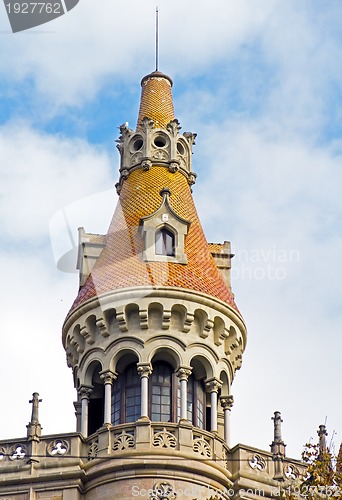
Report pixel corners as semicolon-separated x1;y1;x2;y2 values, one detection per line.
0;71;308;500
62;70;247;497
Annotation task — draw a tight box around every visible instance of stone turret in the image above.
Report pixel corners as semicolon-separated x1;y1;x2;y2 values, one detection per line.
0;70;309;500
60;70;247;498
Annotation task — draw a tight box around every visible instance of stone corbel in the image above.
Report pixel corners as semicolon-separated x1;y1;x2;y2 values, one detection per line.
116;310;128;332
182;312;194;333
96;317;108;337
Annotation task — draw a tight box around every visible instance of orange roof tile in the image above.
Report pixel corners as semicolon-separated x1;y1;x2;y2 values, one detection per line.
67;71;240;317
137;71;175;130
69;167;239;314
208;243;224;254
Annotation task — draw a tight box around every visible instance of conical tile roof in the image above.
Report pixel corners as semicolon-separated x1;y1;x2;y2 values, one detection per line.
68;72;239;316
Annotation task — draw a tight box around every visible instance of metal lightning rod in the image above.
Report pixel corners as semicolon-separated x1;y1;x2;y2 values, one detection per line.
155;6;159;71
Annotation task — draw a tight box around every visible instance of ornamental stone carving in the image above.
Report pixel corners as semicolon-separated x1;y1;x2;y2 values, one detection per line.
153;428;177;449
141;116;154;131
137;363;153;378
193;437;212;458
284;464;299;480
183;131;197;146
113;430;135;451
166;118;181;137
100;370;117;385
9;444;26;460
205;378;222;393
87;441;99;460
79;386;93;400
47;439;69;456
0;447;5;461
248;454;267;471
168;161;179;173
220;395;234;410
149;481;176;500
115;113;197;191
176;367;192;382
142;159;152;170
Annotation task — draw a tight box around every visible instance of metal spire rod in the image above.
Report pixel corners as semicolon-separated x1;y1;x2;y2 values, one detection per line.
155;6;159;71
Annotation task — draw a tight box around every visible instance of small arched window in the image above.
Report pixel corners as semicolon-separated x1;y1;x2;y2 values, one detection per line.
150;363;173;422
176;376;206;430
111;364;141;425
155;228;175;257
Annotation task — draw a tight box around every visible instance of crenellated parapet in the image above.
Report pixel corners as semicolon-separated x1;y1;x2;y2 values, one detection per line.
115;118;197;194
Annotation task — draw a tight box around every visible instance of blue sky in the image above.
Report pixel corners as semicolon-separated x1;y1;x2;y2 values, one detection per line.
0;0;341;459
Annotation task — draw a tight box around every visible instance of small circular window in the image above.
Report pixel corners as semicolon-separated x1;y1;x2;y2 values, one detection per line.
131;136;144;152
154;135;167;148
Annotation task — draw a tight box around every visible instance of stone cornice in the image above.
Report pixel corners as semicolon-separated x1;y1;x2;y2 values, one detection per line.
63;286;246;344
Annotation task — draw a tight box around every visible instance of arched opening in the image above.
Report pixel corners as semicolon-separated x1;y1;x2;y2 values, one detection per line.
150;362;173;422
186;376;206;429
87;362;104;436
111;363;141;425
155;228;175;257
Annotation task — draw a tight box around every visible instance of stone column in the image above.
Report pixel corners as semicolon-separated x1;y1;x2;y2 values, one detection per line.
220;395;234;446
79;386;92;438
100;370;117;426
206;378;222;433
176;367;192;421
137;363;152;419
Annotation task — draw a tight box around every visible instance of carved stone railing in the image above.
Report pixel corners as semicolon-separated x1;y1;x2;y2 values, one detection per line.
228;443;308;498
84;420;230;471
0;425;309;500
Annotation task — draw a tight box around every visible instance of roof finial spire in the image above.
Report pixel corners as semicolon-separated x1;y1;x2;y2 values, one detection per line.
155;6;159;71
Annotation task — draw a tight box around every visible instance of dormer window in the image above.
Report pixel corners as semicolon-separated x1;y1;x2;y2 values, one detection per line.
155;228;175;257
139;188;190;264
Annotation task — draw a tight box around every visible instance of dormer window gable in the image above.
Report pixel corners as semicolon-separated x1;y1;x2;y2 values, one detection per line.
139;188;190;264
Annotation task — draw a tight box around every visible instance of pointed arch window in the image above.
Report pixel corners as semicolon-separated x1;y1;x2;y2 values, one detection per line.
155;228;175;257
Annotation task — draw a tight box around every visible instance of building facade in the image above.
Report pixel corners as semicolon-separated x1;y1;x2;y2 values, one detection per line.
0;71;306;500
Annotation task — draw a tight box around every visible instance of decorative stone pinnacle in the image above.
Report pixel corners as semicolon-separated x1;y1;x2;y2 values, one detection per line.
137;363;153;378
318;424;328;457
270;411;286;482
272;411;283;443
27;392;42;442
29;392;42;424
220;395;234;410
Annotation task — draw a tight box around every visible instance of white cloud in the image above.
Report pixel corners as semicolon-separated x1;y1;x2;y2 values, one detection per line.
0;123;113;241
0;0;294;107
192;119;342;456
0;124;115;438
